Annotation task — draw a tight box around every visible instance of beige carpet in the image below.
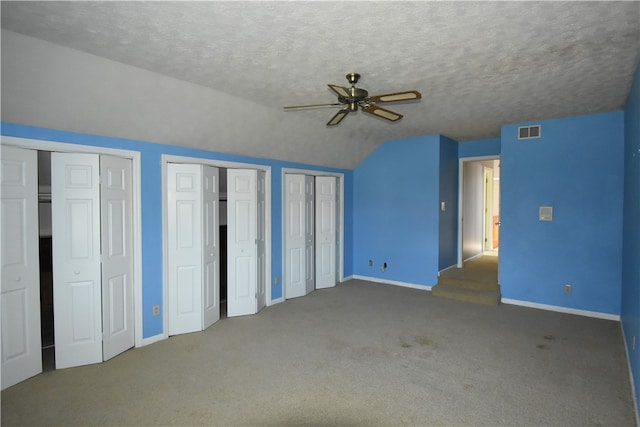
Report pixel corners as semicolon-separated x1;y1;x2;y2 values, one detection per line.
433;255;501;305
1;279;635;426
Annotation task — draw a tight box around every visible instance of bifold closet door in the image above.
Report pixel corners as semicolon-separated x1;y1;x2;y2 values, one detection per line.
52;153;134;368
100;155;134;361
202;165;220;329
227;168;264;317
315;176;338;289
51;152;103;369
167;163;221;335
1;145;42;389
285;174;314;299
303;176;315;295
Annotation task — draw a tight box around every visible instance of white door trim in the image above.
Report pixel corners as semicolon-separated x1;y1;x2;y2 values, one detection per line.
0;136;144;347
281;168;344;301
162;155;272;339
457;155;499;267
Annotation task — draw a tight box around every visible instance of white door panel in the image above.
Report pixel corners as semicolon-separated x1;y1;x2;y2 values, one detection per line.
167;164;203;335
285;174;306;299
52;152;102;369
304;176;315;295
1;146;42;389
315;176;337;289
227;169;258;317
100;155;134;361
202;165;220;329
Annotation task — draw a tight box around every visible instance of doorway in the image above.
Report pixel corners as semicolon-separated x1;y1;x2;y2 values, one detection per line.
282;169;344;300
458;156;500;267
37;151;54;371
162;155;271;338
1;137;142;390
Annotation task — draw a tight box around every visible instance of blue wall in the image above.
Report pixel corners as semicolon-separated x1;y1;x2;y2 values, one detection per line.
622;61;640;413
0;123;352;338
459;137;501;158
439;136;459;270
500;111;625;315
352;135;441;286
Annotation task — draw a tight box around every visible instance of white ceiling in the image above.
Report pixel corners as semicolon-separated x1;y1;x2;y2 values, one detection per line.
2;1;639;169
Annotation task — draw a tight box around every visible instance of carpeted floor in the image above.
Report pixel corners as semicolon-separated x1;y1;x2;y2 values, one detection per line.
439;254;499;283
1;279;636;426
433;254;501;305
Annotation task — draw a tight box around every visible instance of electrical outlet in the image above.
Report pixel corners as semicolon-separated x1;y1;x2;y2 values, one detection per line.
369;260;373;266
274;276;279;285
564;284;572;294
152;305;160;316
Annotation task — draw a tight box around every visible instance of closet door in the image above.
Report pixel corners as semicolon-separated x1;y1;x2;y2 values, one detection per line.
285;174;306;299
100;155;134;361
303;175;315;295
202;165;220;329
51;152;102;369
1;146;42;389
315;176;337;289
167;163;203;335
227;169;258;317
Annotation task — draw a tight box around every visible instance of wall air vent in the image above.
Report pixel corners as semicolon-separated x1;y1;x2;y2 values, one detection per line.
518;125;541;140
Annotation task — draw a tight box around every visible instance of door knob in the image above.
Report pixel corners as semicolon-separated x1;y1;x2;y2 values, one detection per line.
74;270;80;275
15;276;21;282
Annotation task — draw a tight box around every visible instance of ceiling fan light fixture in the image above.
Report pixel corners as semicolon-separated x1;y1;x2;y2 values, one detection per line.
285;73;421;126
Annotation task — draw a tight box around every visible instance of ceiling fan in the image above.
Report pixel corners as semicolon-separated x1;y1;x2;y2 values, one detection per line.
283;72;422;126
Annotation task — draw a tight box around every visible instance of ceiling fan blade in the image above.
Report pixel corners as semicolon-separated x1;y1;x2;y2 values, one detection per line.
283;102;343;110
328;84;351;99
362;104;403;122
326;109;349;126
368;90;422;103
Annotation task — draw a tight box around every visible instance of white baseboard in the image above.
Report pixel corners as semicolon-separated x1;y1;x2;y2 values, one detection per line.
351;275;432;291
620;322;640;427
269;296;284;306
464;252;486;262
140;333;166;347
438;263;458;275
501;298;621;321
342;275;354;282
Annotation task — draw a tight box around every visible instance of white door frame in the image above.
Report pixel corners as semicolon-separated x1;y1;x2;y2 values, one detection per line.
0;136;144;347
162;155;272;338
281;168;344;301
483;167;494;252
457;155;500;267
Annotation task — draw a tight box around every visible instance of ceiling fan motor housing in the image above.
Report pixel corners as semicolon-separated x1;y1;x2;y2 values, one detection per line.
339;87;369;111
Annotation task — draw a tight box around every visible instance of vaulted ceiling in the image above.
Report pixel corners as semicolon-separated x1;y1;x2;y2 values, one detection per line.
2;1;639;169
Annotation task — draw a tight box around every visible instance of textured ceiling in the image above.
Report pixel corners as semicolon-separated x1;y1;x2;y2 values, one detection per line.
2;1;639;168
